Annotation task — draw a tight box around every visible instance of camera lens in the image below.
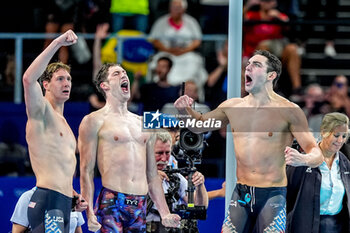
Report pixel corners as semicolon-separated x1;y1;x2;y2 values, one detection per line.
180;129;203;152
184;132;198;146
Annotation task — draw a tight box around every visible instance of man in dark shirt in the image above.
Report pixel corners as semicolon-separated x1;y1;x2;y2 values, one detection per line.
131;56;180;112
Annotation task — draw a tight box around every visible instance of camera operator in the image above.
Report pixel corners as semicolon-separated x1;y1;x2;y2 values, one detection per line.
146;130;208;233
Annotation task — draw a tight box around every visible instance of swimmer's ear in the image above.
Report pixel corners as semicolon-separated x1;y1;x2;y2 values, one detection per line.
43;80;49;91
100;81;110;91
267;71;277;81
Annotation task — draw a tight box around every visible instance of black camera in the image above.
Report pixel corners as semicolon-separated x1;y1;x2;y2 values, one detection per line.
163;167;207;222
172;129;204;164
175;205;207;220
165;127;207;226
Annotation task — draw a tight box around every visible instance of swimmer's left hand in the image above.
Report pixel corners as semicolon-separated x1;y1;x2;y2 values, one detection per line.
74;194;88;212
284;146;306;167
162;213;181;228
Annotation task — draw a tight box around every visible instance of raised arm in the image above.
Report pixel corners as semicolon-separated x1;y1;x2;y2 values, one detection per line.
23;30;77;117
285;105;323;168
78;114;101;232
174;95;229;133
146;134;181;228
92;23;109;78
207;48;227;87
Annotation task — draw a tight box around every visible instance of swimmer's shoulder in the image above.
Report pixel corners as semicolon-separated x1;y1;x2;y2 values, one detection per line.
274;94;301;108
128;111;142;121
80;107;108;130
218;97;246;108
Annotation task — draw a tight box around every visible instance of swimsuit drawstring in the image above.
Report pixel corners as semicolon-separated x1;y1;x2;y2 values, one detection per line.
250;186;255;213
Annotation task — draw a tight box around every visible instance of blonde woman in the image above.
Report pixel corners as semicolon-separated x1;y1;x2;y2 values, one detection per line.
287;112;350;233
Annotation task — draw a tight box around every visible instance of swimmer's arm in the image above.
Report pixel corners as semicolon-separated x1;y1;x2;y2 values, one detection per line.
174;95;229;133
78;115;98;217
145;134;171;217
23;30;77;117
287;106;323;168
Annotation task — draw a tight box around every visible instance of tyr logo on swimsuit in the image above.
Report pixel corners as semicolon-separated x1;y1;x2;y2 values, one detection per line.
125;199;139;206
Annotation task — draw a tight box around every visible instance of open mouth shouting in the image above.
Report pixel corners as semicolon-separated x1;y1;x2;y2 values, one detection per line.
120;80;129;93
62;90;70;95
245;75;252;86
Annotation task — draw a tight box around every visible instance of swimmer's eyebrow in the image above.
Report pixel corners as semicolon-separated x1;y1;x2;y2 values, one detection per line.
246;60;263;67
252;61;263;67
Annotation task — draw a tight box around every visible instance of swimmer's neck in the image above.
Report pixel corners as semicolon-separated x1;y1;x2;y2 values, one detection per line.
247;90;277;106
104;100;128;115
45;95;65;115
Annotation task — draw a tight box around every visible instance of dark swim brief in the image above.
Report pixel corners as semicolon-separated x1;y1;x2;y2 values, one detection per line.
222;183;286;233
95;187;147;233
27;187;72;233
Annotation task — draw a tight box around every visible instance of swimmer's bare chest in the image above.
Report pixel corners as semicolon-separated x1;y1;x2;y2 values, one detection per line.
227;107;290;134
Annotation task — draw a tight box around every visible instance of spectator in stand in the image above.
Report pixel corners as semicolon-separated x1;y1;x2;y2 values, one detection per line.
243;0;302;96
300;0;339;58
131;56;181;112
110;0;149;33
0;54;15;101
205;40;229;109
325;75;350;117
302;84;329;139
79;0;110;33
43;0;81;64
0;120;29;176
199;0;229;34
148;0;207;102
149;0;201;59
303;84;326;119
88;23;110;112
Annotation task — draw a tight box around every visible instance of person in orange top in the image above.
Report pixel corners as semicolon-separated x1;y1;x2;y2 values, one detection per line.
243;0;302;95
